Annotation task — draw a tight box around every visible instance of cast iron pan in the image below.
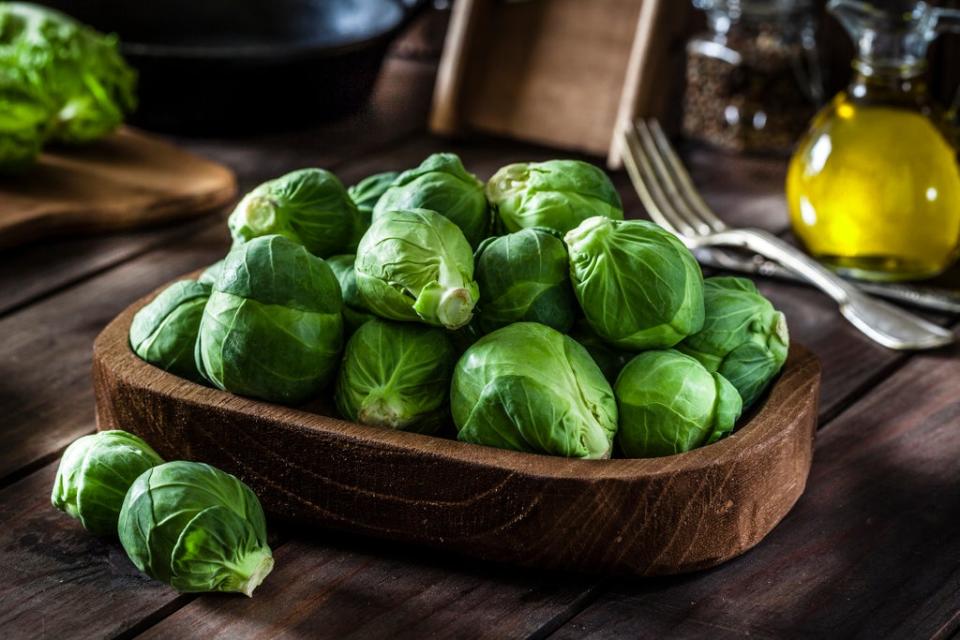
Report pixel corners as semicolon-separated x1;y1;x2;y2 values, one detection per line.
42;0;426;134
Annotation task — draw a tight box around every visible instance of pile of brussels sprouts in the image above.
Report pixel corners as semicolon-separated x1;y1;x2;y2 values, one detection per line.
130;153;789;461
52;430;274;596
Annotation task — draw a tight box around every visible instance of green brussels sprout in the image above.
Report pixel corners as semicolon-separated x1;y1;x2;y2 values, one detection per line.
486;160;624;234
129;279;210;382
118;461;274;596
196;235;343;404
327;254;375;335
452;322;618;459
566;216;704;350
0;3;136;145
0;67;52;171
615;350;742;458
198;259;225;286
678;277;789;408
51;430;164;536
335;318;456;433
228;168;363;257
373;153;489;247
570;319;633;384
473;227;577;334
355;208;479;330
348;170;398;228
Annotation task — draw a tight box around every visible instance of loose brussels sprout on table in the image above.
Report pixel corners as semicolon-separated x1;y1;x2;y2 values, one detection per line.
119;461;274;596
348;170;398;228
129;279;210;383
51;430;164;536
196;234;343;404
355;208;479;330
228;168;363;257
327;254;376;336
486;159;624;234
474;228;577;335
452;322;618;459
566;216;705;350
335;318;456;433
615;350;742;458
373;153;489;247
679;277;789;409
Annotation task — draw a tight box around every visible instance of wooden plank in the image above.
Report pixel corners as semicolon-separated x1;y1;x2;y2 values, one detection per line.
0;463;187;640
137;538;599;640
0;55;437;320
550;337;960;639
0;216;215;318
0;221;232;484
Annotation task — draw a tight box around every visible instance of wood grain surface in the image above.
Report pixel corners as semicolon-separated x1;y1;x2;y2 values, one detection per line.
92;286;820;577
0;128;236;249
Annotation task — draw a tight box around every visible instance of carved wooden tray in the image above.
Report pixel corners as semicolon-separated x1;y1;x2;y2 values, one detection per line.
93;283;820;576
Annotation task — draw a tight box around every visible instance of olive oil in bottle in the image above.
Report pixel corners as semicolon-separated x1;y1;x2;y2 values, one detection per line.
786;0;960;281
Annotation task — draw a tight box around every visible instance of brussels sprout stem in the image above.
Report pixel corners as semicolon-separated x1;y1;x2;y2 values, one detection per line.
437;288;474;329
413;282;474;330
359;395;408;429
228;548;275;597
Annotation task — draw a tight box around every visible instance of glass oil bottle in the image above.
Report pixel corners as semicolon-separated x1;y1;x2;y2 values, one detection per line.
786;0;960;281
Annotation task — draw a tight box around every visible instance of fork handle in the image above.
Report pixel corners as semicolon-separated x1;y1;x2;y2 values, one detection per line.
708;229;955;351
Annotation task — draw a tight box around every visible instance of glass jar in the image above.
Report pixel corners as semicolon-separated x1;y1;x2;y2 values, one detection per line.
682;0;823;154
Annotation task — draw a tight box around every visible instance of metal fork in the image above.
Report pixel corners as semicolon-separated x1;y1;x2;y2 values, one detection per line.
621;119;955;351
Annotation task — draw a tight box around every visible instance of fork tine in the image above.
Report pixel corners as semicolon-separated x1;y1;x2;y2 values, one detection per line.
623;123;697;238
634;120;713;236
647;119;727;233
621;127;683;236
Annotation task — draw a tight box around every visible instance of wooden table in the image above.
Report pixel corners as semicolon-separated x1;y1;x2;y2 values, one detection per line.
3;46;959;640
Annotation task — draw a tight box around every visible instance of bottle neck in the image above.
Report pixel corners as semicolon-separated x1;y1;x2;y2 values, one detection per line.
848;61;930;106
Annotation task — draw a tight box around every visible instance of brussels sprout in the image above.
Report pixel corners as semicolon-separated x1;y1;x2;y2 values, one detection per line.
566;216;704;350
228;168;363;257
355;208;479;330
348;170;398;227
0;67;51;171
118;461;274;596
570;319;633;384
196;235;343;404
327;254;375;335
615;350;742;458
451;322;618;459
373;153;489;247
678;277;789;408
198;259;225;286
129;279;210;382
486;160;624;234
335;318;456;433
0;3;136;145
473;228;577;334
51;430;163;536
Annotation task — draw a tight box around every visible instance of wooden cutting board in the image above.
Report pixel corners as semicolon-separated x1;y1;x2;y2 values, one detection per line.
0;128;237;249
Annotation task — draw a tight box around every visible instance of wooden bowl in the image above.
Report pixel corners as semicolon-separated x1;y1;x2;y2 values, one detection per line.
93;283;820;576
